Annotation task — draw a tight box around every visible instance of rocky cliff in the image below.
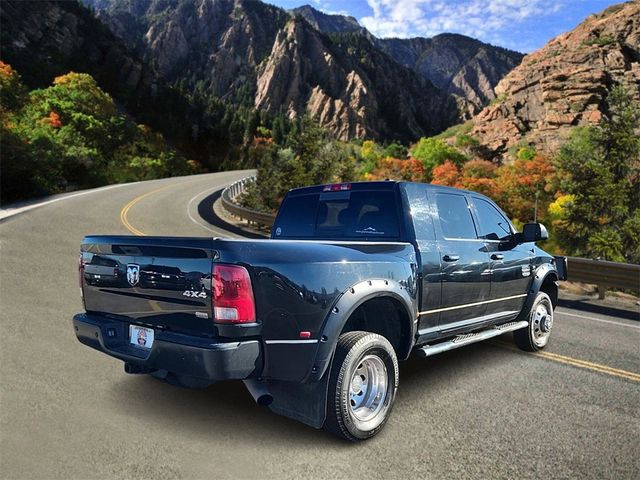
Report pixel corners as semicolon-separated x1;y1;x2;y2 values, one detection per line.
378;34;523;116
292;5;523;116
255;18;457;140
469;1;640;158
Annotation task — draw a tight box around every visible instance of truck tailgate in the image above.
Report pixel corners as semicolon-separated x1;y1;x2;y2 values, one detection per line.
80;236;215;336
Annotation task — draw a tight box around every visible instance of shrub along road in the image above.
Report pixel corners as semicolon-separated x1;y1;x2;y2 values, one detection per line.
1;172;638;479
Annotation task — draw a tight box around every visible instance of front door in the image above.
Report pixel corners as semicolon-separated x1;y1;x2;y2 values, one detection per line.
470;196;533;317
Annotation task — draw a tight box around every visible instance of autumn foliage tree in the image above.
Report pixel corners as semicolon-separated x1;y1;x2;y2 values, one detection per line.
366;157;424;181
496;154;555;224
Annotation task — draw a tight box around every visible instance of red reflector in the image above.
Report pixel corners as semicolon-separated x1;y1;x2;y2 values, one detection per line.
322;183;352;192
212;264;256;324
299;331;311;339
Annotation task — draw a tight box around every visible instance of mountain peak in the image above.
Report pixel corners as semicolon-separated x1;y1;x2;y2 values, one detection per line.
291;4;362;33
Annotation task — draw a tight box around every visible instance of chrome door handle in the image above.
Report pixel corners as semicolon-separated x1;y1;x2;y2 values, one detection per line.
443;254;459;262
491;253;504;260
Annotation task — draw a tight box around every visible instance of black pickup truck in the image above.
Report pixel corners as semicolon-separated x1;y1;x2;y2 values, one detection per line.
73;181;567;441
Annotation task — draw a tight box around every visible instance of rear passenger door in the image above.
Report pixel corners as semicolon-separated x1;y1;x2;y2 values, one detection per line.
432;192;492;329
470;196;533;317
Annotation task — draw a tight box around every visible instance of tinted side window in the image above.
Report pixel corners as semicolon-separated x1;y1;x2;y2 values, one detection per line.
473;198;512;241
435;193;477;239
402;183;435;241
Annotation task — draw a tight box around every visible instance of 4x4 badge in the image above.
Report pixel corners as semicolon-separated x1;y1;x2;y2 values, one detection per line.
126;264;140;286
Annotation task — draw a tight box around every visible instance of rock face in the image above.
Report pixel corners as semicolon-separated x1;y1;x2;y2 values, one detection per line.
378;34;523;116
292;6;523;116
255;18;457;141
85;0;289;99
470;2;640;158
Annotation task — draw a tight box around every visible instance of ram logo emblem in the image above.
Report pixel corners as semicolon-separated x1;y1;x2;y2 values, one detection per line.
126;264;140;286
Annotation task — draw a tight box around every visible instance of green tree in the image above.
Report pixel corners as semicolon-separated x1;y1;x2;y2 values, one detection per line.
383;142;408;159
411;137;467;181
555;86;640;262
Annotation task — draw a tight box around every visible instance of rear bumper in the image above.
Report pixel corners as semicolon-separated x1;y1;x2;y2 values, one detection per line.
73;313;261;381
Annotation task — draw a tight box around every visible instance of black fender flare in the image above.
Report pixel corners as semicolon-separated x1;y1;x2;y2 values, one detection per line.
517;263;559;321
304;278;418;383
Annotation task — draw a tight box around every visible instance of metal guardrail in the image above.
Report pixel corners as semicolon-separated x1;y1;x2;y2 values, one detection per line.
567;257;640;298
221;177;640;297
221;176;276;229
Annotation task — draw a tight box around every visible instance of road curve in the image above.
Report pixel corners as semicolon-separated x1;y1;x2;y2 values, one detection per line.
1;171;638;479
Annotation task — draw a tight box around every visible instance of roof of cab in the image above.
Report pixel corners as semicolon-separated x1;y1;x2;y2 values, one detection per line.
287;180;486;200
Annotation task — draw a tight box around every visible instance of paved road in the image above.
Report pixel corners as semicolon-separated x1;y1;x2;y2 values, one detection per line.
1;172;639;479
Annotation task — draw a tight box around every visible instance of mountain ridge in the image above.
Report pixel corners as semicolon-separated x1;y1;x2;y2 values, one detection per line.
291;4;524;116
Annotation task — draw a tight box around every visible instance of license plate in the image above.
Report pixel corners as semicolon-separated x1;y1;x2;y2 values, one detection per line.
129;325;154;349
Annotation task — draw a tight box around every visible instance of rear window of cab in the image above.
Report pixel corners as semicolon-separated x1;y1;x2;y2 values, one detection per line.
273;190;401;240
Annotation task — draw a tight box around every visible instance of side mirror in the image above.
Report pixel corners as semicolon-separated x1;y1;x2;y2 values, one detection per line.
520;223;549;243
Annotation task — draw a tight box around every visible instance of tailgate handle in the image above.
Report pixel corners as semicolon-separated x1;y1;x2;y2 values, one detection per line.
443;254;459;262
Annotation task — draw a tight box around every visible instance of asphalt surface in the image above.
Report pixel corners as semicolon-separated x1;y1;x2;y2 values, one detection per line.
1;171;639;479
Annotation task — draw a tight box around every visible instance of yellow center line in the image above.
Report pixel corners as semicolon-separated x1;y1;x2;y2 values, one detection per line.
492;341;640;383
120;183;180;236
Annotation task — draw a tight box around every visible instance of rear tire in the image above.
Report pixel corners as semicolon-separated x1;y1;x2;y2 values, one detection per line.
514;292;554;352
324;331;398;441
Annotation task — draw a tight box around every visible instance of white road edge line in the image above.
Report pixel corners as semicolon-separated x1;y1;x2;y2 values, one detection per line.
186;182;240;238
556;309;640;329
0;183;133;221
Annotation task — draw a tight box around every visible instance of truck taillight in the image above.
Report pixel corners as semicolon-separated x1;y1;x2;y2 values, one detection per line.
212;264;256;324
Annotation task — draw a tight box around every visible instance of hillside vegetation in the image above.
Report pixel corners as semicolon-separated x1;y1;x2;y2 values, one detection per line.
0;63;197;202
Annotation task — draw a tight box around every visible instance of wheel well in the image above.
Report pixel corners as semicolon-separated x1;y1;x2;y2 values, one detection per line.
340;296;412;359
540;274;558;308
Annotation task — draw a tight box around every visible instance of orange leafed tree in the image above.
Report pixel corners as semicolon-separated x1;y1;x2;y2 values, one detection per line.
496;154;555;223
368;157;424;181
431;161;461;187
459;159;501;197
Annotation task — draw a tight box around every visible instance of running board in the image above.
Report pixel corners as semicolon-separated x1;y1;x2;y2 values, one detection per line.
414;321;528;358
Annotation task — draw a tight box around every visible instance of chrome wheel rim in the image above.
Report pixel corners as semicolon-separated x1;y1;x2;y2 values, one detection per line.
348;355;388;423
531;301;553;347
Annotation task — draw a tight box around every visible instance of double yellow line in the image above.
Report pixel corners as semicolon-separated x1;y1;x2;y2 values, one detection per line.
494;341;640;383
535;350;640;382
120;184;178;236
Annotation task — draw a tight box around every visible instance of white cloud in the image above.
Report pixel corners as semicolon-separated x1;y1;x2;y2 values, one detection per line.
360;0;569;50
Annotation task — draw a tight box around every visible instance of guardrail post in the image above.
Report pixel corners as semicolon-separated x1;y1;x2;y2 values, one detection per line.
597;285;606;300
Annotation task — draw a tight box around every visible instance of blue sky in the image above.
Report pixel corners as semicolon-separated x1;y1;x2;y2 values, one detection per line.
267;0;620;52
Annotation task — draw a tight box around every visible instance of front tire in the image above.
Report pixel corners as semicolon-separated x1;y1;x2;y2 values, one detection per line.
514;291;554;352
324;331;399;441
